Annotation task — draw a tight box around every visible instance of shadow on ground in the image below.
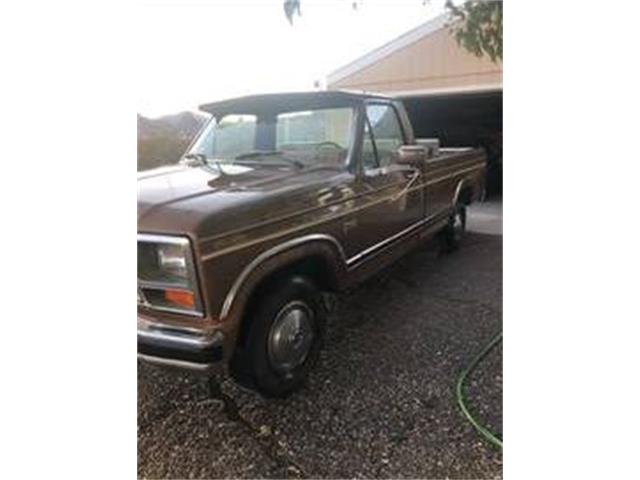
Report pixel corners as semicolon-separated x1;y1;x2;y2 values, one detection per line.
138;231;503;479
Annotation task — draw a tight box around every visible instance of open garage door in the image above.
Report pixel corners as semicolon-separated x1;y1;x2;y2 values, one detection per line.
401;90;503;196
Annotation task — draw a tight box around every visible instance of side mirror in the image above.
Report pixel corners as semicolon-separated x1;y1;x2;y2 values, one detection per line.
395;145;426;167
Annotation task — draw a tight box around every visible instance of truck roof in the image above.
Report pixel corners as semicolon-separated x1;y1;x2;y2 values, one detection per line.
199;90;393;117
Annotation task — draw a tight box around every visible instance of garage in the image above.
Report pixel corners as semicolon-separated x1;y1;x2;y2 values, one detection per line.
402;90;502;194
327;13;503;196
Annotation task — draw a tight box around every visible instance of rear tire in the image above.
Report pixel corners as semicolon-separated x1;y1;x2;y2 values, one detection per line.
243;276;326;398
440;203;466;252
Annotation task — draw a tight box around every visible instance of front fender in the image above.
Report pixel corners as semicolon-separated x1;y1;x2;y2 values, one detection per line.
219;234;347;331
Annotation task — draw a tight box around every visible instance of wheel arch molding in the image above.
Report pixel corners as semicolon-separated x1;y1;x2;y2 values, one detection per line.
453;177;477;206
219;234;348;325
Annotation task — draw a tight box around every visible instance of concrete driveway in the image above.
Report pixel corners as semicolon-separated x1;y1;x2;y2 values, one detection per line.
138;200;503;479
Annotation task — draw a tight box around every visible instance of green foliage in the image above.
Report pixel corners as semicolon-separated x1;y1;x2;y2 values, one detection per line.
283;0;301;25
446;1;502;62
283;0;502;63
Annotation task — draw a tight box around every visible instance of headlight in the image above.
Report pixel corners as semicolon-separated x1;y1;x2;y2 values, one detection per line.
137;234;203;316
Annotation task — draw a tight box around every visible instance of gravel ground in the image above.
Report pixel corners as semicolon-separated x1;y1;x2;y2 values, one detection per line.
138;206;503;479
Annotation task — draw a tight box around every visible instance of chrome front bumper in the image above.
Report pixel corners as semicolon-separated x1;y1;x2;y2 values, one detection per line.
137;322;224;373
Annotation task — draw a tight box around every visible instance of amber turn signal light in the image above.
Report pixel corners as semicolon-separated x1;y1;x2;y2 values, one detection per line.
164;289;195;309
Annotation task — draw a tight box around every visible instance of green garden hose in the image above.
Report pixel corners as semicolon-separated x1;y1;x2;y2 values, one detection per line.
456;331;503;449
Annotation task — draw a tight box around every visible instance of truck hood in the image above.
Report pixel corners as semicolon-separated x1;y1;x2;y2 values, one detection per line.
137;163;270;215
137;163;348;238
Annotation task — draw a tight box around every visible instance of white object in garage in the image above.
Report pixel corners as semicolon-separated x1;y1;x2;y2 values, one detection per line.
416;138;440;158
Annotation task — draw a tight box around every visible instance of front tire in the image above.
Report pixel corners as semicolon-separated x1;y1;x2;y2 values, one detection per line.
244;276;326;397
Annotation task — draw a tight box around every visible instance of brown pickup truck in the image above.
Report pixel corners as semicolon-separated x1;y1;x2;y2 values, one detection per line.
138;91;486;397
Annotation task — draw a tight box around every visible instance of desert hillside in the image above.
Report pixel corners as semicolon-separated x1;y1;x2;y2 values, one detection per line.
137;111;207;171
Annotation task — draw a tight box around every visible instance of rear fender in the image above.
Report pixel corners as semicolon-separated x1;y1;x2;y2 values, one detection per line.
453;178;473;207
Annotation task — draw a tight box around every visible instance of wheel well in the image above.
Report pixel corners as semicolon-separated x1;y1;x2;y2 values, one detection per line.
458;184;475;206
234;255;337;349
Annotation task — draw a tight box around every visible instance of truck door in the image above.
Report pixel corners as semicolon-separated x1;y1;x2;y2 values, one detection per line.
346;102;425;263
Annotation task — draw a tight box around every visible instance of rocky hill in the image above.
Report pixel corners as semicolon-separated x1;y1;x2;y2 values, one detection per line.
137;111;208;171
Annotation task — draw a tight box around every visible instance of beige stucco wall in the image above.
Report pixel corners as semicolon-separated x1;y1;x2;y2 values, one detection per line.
329;25;502;94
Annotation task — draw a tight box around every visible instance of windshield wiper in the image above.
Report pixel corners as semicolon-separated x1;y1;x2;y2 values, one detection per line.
234;150;284;160
234;150;304;168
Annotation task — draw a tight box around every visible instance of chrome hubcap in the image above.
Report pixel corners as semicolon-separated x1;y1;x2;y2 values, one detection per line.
267;301;315;375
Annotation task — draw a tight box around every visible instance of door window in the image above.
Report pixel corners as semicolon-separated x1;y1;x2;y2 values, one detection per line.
365;104;405;168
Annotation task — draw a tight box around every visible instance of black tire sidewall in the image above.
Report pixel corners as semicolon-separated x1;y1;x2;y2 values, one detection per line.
442;204;466;252
453;205;467;245
246;276;326;397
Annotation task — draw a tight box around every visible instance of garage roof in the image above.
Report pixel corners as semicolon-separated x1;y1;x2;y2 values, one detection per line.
327;13;502;97
328;14;448;86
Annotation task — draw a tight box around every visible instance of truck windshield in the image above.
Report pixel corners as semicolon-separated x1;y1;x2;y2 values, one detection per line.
186;107;354;169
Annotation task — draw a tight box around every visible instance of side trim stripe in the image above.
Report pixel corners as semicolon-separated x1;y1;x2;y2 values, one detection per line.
347;216;428;267
218;211;448;320
201;163;484;261
198;161;482;246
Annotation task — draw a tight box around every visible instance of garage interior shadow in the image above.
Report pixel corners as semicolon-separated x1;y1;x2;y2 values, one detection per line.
402;90;503;198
